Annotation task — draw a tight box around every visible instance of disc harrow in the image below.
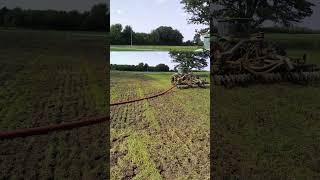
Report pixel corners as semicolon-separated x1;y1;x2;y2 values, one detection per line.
211;18;320;87
213;71;320;87
171;73;209;89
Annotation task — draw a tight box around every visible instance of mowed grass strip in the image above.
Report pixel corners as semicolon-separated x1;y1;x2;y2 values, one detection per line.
126;133;162;180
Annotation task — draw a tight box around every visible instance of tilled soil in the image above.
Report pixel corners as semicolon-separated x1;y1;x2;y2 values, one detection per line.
110;72;210;179
0;30;108;179
147;93;210;179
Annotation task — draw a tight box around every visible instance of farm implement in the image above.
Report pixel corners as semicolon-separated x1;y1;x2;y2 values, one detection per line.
171;66;209;89
212;18;320;87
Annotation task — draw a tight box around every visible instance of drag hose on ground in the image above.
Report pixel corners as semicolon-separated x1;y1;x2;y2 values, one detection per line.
0;85;176;139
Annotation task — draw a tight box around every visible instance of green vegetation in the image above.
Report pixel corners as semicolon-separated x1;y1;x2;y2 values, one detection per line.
214;33;320;178
0;4;109;31
169;50;209;70
110;24;198;46
266;33;320;50
110;71;209;179
111;63;170;72
0;29;107;179
111;45;201;51
184;0;314;28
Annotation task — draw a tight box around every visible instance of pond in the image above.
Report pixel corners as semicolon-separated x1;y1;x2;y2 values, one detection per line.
110;51;210;71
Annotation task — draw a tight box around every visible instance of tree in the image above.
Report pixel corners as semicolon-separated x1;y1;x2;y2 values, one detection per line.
184;40;194;46
155;64;170;72
121;25;134;45
150;26;184;45
110;24;123;44
0;7;8;25
134;32;152;45
180;0;210;25
144;63;149;71
111;63;170;72
0;4;108;31
181;0;315;27
82;4;108;30
136;62;145;71
193;33;202;46
169;50;209;71
109;24;187;45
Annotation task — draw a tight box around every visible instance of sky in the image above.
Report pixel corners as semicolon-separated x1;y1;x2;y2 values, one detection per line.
110;0;207;41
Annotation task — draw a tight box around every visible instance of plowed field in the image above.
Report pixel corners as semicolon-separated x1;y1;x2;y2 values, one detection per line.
0;30;108;179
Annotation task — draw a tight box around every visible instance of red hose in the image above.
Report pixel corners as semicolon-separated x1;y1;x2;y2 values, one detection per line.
0;116;108;139
0;86;176;139
110;85;176;106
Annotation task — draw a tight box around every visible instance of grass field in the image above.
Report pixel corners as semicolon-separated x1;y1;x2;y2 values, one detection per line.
111;45;201;52
0;29;108;179
2;28;320;179
110;71;210;179
213;38;320;179
266;33;320;50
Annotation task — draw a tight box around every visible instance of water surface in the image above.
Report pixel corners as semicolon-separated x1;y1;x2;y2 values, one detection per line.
111;51;209;71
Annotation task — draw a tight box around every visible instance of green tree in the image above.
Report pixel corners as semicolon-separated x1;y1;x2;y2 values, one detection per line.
82;3;108;30
193;33;202;46
180;0;210;25
169;50;209;71
155;64;170;72
143;63;149;71
0;4;108;31
150;26;184;45
184;40;194;46
2;7;23;27
134;32;152;45
181;0;315;27
121;25;134;45
136;62;145;71
110;24;123;44
0;7;8;26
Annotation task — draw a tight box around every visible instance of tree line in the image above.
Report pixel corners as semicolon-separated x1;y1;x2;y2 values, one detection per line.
110;24;203;46
0;4;109;31
111;63;170;72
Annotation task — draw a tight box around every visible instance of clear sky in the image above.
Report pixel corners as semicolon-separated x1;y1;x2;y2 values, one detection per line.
110;0;207;41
